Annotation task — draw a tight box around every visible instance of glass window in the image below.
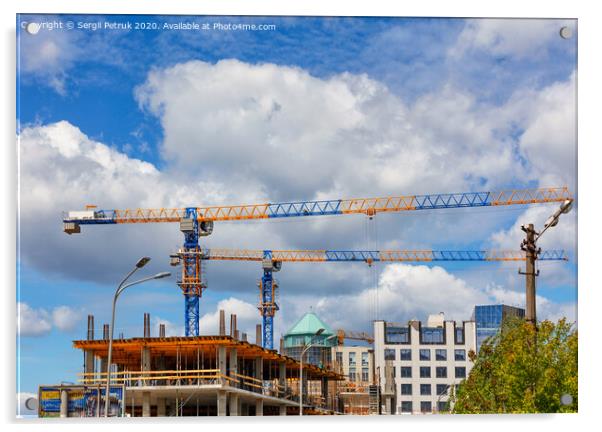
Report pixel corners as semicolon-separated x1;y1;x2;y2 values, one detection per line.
385;325;410;344
361;351;369;366
454;349;466;361
400;383;412;395
436;366;447;378
435;349;447;361
420;366;431;378
349;367;356;382
361;368;369;382
419;349;431;361
400;349;412;361
384;348;396;360
400;401;412;413
349;352;356;366
437;401;448;412
420;384;431;395
400;366;412;378
455;325;465;344
421;327;445;344
436;384;449;396
336;351;343;366
455;366;466;378
420;401;432;413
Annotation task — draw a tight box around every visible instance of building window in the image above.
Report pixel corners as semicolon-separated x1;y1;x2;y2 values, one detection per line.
455;325;465;345
361;368;369;382
400;384;412;395
455;366;466;379
400;349;412;361
420;384;431;395
436;384;449;396
384;348;396;361
420;401;432;413
419;349;431;361
361;351;369;367
385;325;410;344
420;366;431;378
454;349;466;361
400;401;413;413
420;326;445;344
435;349;447;361
437;401;448;412
400;367;412;378
349;352;356;366
436;366;447;378
349;367;356;382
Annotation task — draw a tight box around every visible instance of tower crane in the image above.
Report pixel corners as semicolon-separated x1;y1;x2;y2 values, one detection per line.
176;248;566;349
63;187;573;339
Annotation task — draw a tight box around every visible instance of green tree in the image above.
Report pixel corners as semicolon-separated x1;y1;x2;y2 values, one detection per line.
451;317;577;413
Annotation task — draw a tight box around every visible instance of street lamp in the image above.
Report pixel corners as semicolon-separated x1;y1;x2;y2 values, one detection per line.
104;257;171;417
299;328;337;416
520;199;573;324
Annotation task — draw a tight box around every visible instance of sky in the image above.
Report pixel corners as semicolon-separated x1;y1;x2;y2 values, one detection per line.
16;14;577;405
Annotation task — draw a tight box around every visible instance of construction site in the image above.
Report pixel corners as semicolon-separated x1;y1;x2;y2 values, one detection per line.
38;187;574;417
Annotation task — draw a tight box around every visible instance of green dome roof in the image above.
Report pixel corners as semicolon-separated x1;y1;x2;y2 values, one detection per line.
284;312;334;337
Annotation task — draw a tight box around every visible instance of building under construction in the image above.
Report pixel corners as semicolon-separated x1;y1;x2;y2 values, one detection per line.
42;312;344;417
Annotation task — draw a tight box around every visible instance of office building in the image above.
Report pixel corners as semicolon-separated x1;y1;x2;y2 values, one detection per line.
373;313;476;414
473;304;525;352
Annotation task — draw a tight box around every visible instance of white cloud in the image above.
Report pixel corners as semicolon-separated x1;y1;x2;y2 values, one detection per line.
198;297;261;339
449;19;574;59
19;27;82;95
310;263;575;332
135;59;529;201
51;305;83;332
18;303;52;337
151;315;184;337
17;303;83;337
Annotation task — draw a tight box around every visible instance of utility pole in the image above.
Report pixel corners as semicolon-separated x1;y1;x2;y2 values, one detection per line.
520;224;540;325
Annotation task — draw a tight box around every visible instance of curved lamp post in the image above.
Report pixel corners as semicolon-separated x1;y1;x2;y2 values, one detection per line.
104;257;171;417
521;198;573;324
299;329;336;416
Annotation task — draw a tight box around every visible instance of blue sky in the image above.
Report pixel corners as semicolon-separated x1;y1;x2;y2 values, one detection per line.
16;15;577;397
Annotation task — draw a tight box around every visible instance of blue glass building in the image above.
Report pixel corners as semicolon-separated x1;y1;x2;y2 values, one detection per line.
473;305;525;352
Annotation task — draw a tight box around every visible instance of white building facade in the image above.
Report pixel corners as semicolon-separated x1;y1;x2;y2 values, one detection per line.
373;313;476;414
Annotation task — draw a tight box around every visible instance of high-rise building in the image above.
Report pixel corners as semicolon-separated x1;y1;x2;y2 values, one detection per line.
473;304;525;352
373;313;476;415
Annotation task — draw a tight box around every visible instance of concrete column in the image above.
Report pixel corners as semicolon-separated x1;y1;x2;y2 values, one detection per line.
278;361;287;398
217;390;227;416
254;356;263;381
59;389;68;418
84;350;95;374
229;393;239;416
142;346;151;387
142;347;151;371
279;404;287;416
156;397;166;417
142;391;151;417
255;399;263;416
229;348;238;385
218;346;227;384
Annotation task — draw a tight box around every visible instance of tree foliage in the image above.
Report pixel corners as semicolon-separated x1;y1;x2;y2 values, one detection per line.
451;317;577;413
